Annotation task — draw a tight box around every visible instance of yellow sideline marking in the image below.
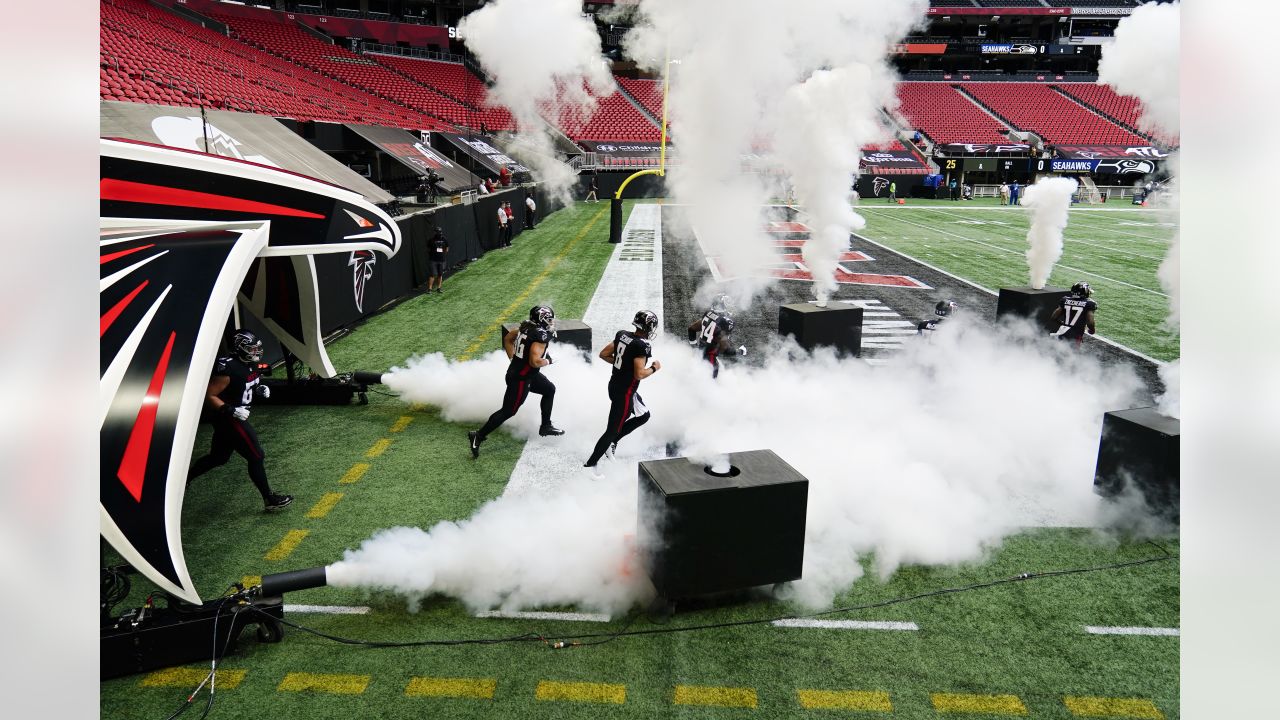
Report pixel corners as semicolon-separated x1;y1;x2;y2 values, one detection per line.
140;667;246;690
264;530;309;561
305;492;344;519
405;677;496;699
277;672;369;695
932;693;1028;715
241;575;261;589
1064;696;1165;719
458;207;606;361
535;680;626;704
673;685;758;708
798;689;893;711
339;462;370;484
364;438;392;458
389;415;414;433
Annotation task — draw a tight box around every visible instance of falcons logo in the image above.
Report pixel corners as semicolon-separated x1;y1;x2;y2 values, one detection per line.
349;250;377;312
872;177;890;197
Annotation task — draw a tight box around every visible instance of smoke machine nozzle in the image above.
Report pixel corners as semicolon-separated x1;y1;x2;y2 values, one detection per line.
259;566;328;597
352;371;384;385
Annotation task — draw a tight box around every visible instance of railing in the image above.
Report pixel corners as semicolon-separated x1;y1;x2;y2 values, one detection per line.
362;44;465;64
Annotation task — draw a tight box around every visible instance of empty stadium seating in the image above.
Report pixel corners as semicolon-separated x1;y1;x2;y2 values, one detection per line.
961;82;1148;145
370;54;515;131
616;77;663;120
1053;83;1176;145
895;83;1010;145
100;0;446;130
548;82;660;142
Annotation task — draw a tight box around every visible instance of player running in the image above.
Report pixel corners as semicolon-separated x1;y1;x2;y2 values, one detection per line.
1050;282;1097;345
917;299;958;335
468;305;565;458
585;310;662;473
687;293;747;378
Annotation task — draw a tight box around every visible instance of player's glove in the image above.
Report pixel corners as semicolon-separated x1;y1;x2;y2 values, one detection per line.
254;384;271;399
544;354;553;365
738;345;748;356
223;405;251;422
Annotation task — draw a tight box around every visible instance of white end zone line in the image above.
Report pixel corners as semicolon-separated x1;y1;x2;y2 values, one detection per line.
851;231;1166;366
285;604;371;615
1085;626;1179;636
475;610;612;623
773;619;919;631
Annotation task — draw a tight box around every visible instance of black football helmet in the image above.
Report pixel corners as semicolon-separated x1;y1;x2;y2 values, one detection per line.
710;293;732;314
1071;282;1092;298
719;314;736;334
529;305;555;330
633;310;659;335
935;300;958;317
231;330;263;363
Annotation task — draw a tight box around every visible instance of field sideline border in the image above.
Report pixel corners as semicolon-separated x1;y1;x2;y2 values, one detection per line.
851;231;1166;366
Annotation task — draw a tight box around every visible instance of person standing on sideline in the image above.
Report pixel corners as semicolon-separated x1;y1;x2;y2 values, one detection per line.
584;311;661;474
504;202;515;245
497;202;510;247
525;193;537;228
427;227;448;293
887;181;896;203
468;306;565;458
1010;181;1021;206
187;330;292;511
949;177;959;200
585;176;599;203
999;182;1010;205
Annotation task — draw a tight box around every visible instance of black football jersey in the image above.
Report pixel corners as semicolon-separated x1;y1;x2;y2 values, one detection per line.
917;317;944;334
1053;296;1098;339
508;323;551;375
610;330;652;385
696;310;733;348
213;356;260;409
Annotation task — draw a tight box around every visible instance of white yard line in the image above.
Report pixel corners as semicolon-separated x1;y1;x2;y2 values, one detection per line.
284;604;371;615
475;609;612;623
1085;626;1180;637
772;619;919;631
915;207;1167;256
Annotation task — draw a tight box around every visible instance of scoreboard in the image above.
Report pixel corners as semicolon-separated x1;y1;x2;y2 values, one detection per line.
960;157;1046;173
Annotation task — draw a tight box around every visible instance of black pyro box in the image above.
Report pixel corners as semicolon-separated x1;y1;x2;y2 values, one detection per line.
778;302;863;356
996;286;1069;331
1093;406;1180;522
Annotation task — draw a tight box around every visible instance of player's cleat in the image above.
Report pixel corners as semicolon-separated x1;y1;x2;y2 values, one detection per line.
264;494;293;511
583;463;605;481
604;442;617;460
468;431;480;458
539;424;565;437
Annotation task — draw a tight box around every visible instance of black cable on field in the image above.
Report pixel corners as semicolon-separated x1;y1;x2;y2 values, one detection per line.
250;549;1176;651
159;586;243;720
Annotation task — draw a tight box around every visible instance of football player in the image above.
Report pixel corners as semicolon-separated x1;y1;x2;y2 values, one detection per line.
187;330;292;511
1050;282;1097;345
469;305;565;458
687;293;747;378
584;310;662;472
918;299;958;334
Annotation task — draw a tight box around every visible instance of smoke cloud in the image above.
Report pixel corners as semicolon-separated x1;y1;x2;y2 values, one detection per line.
1097;1;1180;139
330;318;1142;611
623;0;927;304
457;0;613;202
1021;177;1078;290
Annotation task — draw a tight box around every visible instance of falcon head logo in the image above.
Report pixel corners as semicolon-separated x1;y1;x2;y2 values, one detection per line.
872;177;890;197
349;250;376;312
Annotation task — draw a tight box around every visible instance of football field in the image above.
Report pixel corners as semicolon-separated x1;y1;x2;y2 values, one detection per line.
855;198;1179;362
101;200;1179;720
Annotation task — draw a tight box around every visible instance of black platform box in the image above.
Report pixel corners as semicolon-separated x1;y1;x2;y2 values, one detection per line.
996;286;1068;331
1093;406;1180;521
500;319;592;355
778;302;863;356
637;450;808;599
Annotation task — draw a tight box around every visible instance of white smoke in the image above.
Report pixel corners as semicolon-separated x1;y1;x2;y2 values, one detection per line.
623;0;927;304
330;318;1141;611
1156;359;1180;420
457;0;613;202
1021;177;1079;290
1097;1;1180;139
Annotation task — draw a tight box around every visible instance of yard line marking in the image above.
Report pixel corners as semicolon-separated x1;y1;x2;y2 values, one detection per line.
474;609;611;623
277;672;370;695
535;681;626;704
305;492;344;519
797;689;893;711
140;667;246;689
932;692;1028;714
339;462;371;484
859;210;1168;296
241;574;261;588
364;438;392;458
920;206;1169;251
459;207;606;360
1085;626;1180;636
264;530;309;561
674;685;759;708
285;604;371;615
773;619;919;631
1063;696;1165;718
389;415;414;433
405;677;496;699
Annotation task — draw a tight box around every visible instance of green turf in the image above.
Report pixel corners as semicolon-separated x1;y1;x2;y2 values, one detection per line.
102;198;1178;719
856;202;1179;361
